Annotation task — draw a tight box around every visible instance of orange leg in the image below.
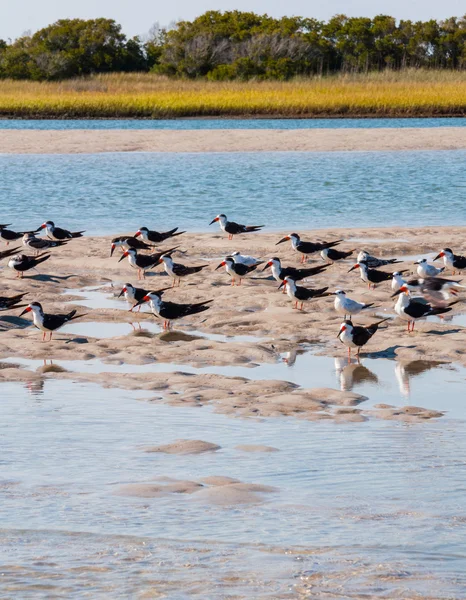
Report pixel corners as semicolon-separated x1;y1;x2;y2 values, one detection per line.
347;347;351;362
49;332;53;341
238;279;242;286
42;331;46;342
300;302;304;310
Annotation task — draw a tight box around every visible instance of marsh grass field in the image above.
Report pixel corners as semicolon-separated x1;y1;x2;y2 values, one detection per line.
1;70;466;118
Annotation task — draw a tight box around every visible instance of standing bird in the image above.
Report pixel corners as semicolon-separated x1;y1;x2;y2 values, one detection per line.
276;233;342;264
357;251;402;269
332;290;375;320
433;248;466;274
23;233;67;255
391;271;407;293
0;246;21;261
118;283;170;312
1;227;33;245
393;287;456;332
209;214;264;240
415;258;445;278
39;221;85;241
8;253;50;278
118;247;178;280
215;256;258;285
261;258;328;290
0;292;28;312
348;261;407;290
396;277;466;305
19;302;85;341
110;236;151;257
321;248;355;263
134;226;185;245
134;291;213;330
337;318;389;360
158;254;208;287
278;278;330;310
231;251;263;267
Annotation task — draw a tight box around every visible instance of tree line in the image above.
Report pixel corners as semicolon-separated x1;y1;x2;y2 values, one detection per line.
1;11;466;81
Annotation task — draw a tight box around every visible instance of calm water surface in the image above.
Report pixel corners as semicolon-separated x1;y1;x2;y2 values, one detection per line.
1;150;465;233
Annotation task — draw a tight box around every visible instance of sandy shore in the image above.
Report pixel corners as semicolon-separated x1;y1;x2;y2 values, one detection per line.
2;127;466;154
0;227;464;421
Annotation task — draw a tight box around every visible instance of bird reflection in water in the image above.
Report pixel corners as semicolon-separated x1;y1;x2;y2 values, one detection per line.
281;347;309;367
25;378;45;396
334;357;379;392
394;360;444;398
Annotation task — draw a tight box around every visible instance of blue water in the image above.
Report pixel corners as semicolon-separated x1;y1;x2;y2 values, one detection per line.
1;150;465;234
0;117;465;130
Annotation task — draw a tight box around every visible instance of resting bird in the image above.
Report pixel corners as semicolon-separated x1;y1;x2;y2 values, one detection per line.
433;248;466;274
118;284;170;311
22;233;67;255
261;257;328;286
158;254;208;287
337;318;389;360
357;251;402;269
134;290;213;330
39;221;85;241
332;290;375;319
276;233;342;264
0;246;21;261
19;302;85;341
349;260;407;290
278;278;330;310
215;256;258;285
1;227;34;245
393;288;457;332
118;247;178;280
415;258;445;278
209;214;264;240
135;226;185;245
8;253;50;278
394;277;466;306
231;251;263;267
391;271;407;293
0;292;28;312
110;236;151;257
321;248;355;263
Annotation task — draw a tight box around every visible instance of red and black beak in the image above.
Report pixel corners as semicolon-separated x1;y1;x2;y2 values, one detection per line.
118;251;129;263
337;325;346;338
134;230;141;237
348;263;359;273
433;252;444;261
391;285;408;298
215;260;226;270
118;287;127;298
209;217;219;225
276;236;290;246
110;243;116;257
19;306;32;317
261;261;272;272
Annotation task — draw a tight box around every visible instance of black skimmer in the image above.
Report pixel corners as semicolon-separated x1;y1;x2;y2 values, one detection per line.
0;224;12;229
348;260;407;290
0;246;22;261
276;233;342;264
393;288;457;332
321;248;355;263
215;256;258;285
391;271;407;293
134;226;185;244
332;290;375;319
39;221;85;241
19;302;85;341
231;251;263;267
0;227;34;245
278;278;330;310
415;258;445;278
134;291;213;330
357;251;402;269
118;283;170;311
261;257;328;285
158;254;208;287
209;214;264;240
433;248;466;274
118;247;178;280
22;233;67;254
337;318;389;360
392;278;465;306
8;253;50;278
0;292;28;312
110;236;152;257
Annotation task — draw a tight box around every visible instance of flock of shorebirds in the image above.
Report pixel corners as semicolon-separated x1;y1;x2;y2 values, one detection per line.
1;214;465;358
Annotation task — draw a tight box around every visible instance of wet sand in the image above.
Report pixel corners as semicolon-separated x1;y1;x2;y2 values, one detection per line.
2;127;466;154
0;227;465;421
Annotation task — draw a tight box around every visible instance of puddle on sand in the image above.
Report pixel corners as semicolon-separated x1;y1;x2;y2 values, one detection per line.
5;350;466;417
2;379;466;598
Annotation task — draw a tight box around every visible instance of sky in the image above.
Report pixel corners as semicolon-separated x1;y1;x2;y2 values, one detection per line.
1;0;465;41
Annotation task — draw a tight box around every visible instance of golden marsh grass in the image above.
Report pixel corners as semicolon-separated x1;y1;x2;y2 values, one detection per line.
1;71;465;118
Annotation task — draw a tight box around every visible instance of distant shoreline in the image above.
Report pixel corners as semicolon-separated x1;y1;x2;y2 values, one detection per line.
2;127;466;154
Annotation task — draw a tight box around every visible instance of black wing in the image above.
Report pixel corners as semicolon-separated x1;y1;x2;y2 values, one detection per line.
294;286;329;301
453;254;466;269
159;300;213;320
298;239;342;254
282;264;328;280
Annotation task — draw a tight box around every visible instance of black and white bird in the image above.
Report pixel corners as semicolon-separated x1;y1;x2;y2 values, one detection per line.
415;258;445;278
0;246;21;261
0;292;28;312
391;271;407;293
278;278;330;310
332;290;375;319
433;248;466;274
118;247;178;280
134;226;185;245
110;236;151;257
22;233;67;255
39;221;85;241
118;283;170;312
393;288;456;332
209;214;264;240
158;254;208;287
348;260;407;290
0;224;12;229
276;233;342;264
337;318;389;359
357;251;402;269
1;227;34;245
261;257;328;286
134;291;213;330
215;256;258;285
19;302;85;341
231;251;263;267
321;248;355;263
392;277;465;306
8;253;50;278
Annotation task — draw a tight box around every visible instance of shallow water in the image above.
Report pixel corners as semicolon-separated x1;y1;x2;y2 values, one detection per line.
1;150;465;233
1;117;465;130
2;379;466;597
